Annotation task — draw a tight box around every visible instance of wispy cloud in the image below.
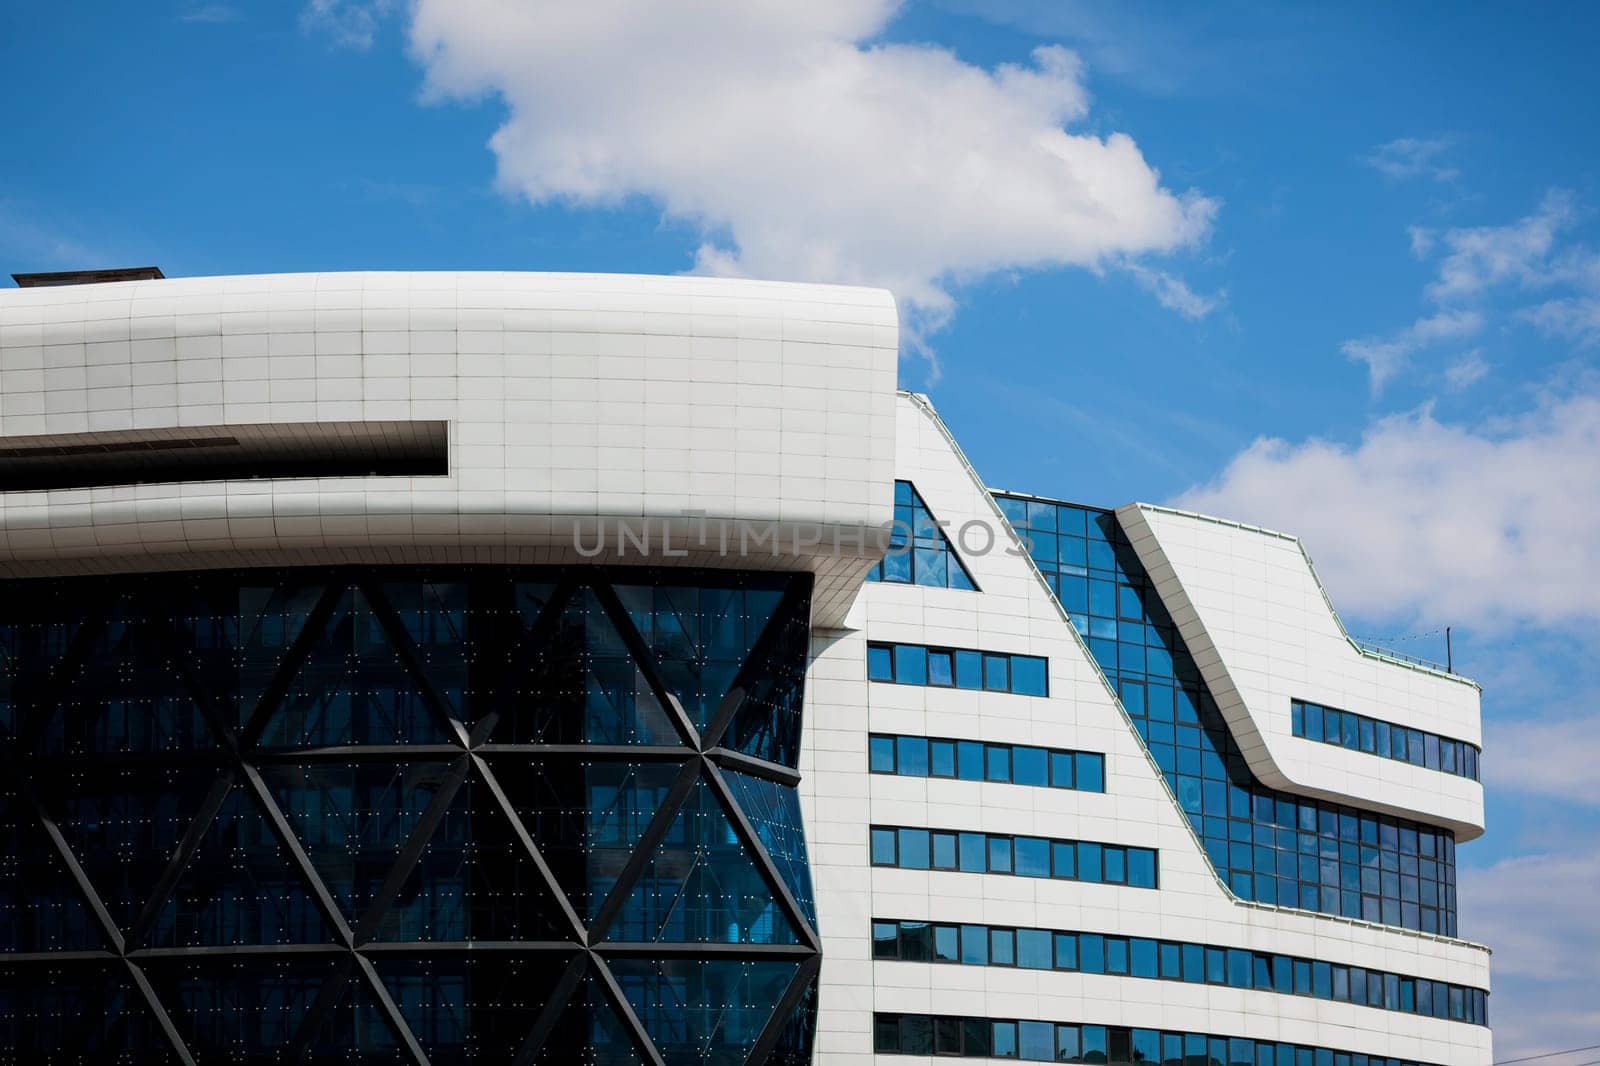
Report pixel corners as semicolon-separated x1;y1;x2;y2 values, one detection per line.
1124;263;1223;320
1363;136;1459;182
1443;350;1490;389
178;4;241;24
1341;308;1482;393
301;0;394;50
1429;189;1576;300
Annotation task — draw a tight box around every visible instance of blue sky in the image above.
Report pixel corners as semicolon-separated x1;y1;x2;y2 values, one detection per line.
4;2;1599;1056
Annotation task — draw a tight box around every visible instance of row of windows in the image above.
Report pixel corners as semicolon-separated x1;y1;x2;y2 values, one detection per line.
867;641;1049;697
992;493;1461;937
869;734;1106;792
869;825;1158;889
873;1013;1443;1066
1291;700;1481;781
868;480;978;590
870;919;1487;1027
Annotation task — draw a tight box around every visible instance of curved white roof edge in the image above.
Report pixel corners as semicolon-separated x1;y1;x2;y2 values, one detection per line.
0;271;901;626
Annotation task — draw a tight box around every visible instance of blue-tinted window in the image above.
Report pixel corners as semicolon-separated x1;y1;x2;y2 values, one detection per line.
993;492;1463;937
1291;698;1479;782
867;642;1049;697
868;481;978;590
870;826;1157;890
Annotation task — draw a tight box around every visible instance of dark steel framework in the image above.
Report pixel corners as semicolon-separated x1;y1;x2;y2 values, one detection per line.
0;565;819;1065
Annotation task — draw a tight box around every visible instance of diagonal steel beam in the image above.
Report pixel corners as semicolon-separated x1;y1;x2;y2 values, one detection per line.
352;755;472;945
467;577;579;747
589;952;669;1066
742;952;821;1066
589;582;701;749
508;950;589;1066
583;758;702;944
124;956;199;1066
353;950;431;1065
125;769;239;952
468;753;590;944
238;762;355;949
357;576;472;748
240;582;343;749
285;953;358;1057
702;761;820;952
5;762;126;955
705;747;802;788
699;578;810;754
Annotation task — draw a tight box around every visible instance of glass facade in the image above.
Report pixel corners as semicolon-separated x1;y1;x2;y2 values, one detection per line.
874;1013;1446;1066
1292;700;1481;781
993;495;1459;936
0;566;818;1065
870;919;1487;1026
867;480;978;589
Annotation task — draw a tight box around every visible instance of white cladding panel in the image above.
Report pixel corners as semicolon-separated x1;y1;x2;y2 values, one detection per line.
799;392;1491;1065
1120;504;1485;839
0;271;899;623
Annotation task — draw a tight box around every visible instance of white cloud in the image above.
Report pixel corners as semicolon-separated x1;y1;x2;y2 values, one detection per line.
1485;714;1600;807
401;0;1216;337
178;4;240;23
302;0;394;50
1363;136;1458;182
1459;850;1600;1057
1174;386;1600;628
1124;263;1221;321
1429;189;1576;301
1443;349;1490;389
1340;308;1482;393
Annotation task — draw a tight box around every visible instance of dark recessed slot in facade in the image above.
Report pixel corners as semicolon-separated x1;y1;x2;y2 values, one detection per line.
0;420;448;491
10;266;166;287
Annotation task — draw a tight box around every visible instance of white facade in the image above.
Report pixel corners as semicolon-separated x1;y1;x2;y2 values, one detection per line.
0;272;1491;1064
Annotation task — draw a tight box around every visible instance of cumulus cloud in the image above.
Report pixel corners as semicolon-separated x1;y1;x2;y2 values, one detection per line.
1174;386;1600;628
1362;136;1458;182
1485;714;1600;808
1340;308;1482;393
400;0;1216;337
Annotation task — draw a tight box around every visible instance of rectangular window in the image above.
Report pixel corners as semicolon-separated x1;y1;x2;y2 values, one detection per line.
927;650;954;687
869;735;895;773
867;644;894;682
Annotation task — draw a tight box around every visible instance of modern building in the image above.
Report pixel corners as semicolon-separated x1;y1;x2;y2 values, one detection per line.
0;271;1489;1065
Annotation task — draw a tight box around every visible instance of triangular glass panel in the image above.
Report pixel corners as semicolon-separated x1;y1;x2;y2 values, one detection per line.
715;591;809;766
763;970;819;1066
257;585;456;748
0;777;104;952
0;609;82;751
487;587;682;745
0;962;180;1062
867;479;977;589
141;954;345;1062
608;957;799;1066
379;579;471;721
605;776;801;945
528;969;649;1066
371;770;574;943
297;964;404;1062
39;605;220;757
260;760;456;929
491;758;686;925
719;769;817;931
36;763;224;934
377;953;575;1063
220;578;328;726
615;583;783;735
147;778;338;948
